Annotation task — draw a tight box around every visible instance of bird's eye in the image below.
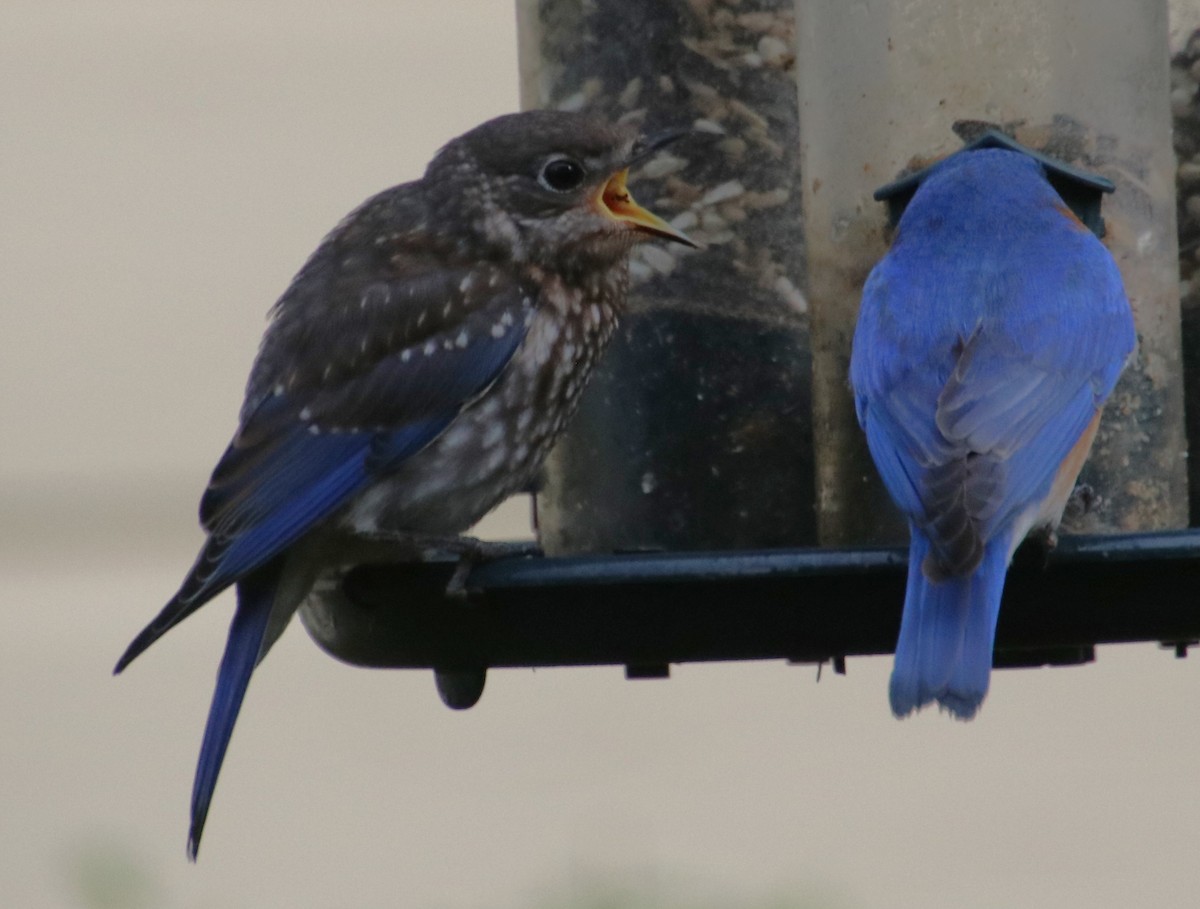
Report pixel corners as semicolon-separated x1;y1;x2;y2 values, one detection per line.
538;157;586;193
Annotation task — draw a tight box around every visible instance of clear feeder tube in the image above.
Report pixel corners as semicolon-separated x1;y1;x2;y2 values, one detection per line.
798;0;1188;545
519;0;816;554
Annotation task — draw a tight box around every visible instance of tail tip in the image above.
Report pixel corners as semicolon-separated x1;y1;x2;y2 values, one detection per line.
936;689;985;721
187;821;204;862
889;674;922;719
889;675;985;720
113;641;143;676
114;622;161;675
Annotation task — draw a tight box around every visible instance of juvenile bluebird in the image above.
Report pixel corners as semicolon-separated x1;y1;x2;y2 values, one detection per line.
850;147;1135;719
115;110;695;858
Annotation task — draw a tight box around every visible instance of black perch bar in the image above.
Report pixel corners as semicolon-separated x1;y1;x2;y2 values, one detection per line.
301;529;1200;674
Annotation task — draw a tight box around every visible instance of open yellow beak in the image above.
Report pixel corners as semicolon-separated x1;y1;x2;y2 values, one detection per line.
596;169;698;248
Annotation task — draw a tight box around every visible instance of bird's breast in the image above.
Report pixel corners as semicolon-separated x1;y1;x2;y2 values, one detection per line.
342;272;624;536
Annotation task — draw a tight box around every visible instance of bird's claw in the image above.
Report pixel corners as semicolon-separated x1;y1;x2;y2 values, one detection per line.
349;529;540;595
1064;482;1099;521
438;537;543;598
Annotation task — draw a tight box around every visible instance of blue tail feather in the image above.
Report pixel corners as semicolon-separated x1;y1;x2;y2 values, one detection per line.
187;564;279;860
889;529;1010;719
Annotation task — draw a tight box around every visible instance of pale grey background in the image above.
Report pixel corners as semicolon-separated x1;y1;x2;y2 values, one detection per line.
4;3;1200;908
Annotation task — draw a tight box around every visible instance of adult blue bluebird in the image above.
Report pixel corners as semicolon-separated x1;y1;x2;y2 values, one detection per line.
850;147;1135;719
114;110;695;858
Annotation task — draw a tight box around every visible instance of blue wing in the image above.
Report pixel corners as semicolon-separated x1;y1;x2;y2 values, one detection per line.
116;269;535;673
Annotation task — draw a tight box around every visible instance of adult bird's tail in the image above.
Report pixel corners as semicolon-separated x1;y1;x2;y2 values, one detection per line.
889;530;1010;719
187;563;280;860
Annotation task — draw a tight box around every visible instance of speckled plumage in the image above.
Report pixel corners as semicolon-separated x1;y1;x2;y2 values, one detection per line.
114;110;692;859
345;264;624;535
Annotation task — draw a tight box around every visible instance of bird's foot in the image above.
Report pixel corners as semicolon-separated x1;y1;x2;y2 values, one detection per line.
371;533;541;596
408;534;541;560
438;537;542;598
351;530;540;595
1064;483;1100;522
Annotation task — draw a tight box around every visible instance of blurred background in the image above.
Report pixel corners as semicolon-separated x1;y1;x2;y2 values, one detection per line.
5;2;1200;907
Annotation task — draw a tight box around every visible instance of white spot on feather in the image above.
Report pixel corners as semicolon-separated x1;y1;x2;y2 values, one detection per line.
482;422;505;448
439;422;473;451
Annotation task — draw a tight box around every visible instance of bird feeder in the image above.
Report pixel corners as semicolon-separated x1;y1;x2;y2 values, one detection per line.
301;0;1200;708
